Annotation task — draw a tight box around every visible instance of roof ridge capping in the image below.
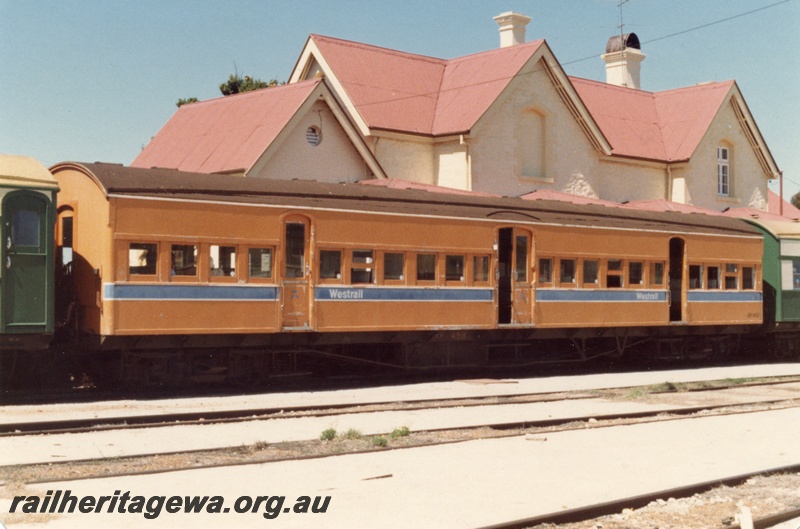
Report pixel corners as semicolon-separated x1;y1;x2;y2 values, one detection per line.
309;34;447;65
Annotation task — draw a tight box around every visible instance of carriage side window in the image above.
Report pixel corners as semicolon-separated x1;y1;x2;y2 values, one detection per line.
351;250;374;284
583;260;598;286
445;255;465;282
248;248;273;279
689;265;703;289
171;244;198;276
607;259;623;288
538;258;553;284
651;262;665;287
473;256;490;283
384;253;404;282
11;209;39;247
793;261;800;290
129;243;158;275
60;216;74;266
417;254;437;282
707;266;720;289
210;245;236;278
319;250;342;280
742;266;755;290
629;262;644;286
559;259;576;285
724;263;738;290
515;236;528;282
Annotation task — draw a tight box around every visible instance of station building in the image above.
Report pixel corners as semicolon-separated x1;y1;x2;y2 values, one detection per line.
132;12;781;214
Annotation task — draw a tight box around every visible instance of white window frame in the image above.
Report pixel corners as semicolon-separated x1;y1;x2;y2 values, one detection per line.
717;147;730;196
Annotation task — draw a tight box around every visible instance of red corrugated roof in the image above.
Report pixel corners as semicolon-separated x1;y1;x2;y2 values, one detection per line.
359;178;499;197
310;34;544;136
132;79;323;174
722;207;793;222
620;199;723;216
570;78;733;162
767;189;800;219
520;189;620;207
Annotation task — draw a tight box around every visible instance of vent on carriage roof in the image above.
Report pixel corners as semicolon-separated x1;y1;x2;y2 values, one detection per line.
601;32;645;89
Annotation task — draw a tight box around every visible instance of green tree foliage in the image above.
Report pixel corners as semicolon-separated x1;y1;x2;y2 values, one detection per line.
791;191;800;211
219;74;282;96
176;97;199;108
175;72;283;107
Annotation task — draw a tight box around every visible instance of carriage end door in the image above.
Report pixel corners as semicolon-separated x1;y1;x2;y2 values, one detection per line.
498;228;533;326
2;192;53;333
281;217;312;330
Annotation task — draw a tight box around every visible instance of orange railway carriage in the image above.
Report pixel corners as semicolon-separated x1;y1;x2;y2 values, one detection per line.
51;162;763;374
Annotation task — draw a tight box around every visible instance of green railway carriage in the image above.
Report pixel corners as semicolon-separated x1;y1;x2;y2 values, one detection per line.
743;219;800;323
0;155;58;352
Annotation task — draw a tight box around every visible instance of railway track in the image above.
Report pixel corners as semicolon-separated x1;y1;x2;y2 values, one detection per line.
2;374;798;528
477;464;800;529
3;376;798;437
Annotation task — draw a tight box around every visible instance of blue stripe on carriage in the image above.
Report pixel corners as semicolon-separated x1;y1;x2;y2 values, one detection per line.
104;284;279;301
315;287;494;302
536;289;667;302
687;291;762;302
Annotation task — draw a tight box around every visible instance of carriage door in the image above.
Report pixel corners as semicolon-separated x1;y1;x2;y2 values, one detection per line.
281;217;311;330
669;237;686;322
2;192;52;333
498;228;533;325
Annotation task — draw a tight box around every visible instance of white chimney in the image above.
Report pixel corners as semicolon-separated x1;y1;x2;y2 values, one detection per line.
601;33;646;89
493;12;531;47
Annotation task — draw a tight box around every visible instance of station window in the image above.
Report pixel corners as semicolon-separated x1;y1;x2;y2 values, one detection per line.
417;254;437;282
707;266;720;289
319;250;342;280
351;250;374;284
559;259;576;285
583;260;598;286
689;265;703;289
742;266;755;290
724;264;738;290
473;256;490;283
384;253;404;282
129;243;158;276
171;244;197;276
651;262;665;287
446;255;465;282
538;258;553;284
210;245;236;278
607;259;623;288
248;248;273;279
629;262;643;286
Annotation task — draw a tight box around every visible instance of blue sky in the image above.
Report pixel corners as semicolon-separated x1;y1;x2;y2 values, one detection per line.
2;0;798;197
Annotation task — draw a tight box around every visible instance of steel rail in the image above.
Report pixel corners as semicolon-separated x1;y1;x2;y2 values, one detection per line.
2;378;798;437
475;463;800;529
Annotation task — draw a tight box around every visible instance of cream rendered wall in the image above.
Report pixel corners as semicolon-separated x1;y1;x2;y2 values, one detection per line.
595;159;666;203
373;137;436;184
469;58;601;198
680;99;769;211
435;141;469;190
251;101;371;182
